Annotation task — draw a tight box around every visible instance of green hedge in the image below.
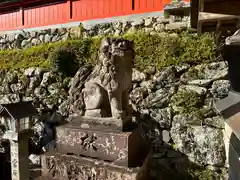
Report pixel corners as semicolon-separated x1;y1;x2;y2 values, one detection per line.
0;31;216;72
123;31;216;71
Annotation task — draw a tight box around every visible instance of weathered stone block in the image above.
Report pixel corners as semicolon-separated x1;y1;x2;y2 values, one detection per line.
41;152;150;180
85;109;108;117
67;116;134;131
56;120;149;167
214;91;240;119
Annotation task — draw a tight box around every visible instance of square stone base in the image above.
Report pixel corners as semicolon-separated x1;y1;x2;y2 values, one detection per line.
41;152;150;180
56;120;149;167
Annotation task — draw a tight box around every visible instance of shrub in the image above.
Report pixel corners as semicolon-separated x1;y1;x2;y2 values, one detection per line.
0;39;94;70
0;31;216;73
123;31;216;72
48;46;78;77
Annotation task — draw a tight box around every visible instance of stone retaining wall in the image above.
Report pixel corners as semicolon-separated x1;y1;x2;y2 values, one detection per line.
0;16;189;50
0;61;229;179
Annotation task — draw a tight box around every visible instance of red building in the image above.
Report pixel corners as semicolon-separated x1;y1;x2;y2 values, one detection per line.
0;0;190;31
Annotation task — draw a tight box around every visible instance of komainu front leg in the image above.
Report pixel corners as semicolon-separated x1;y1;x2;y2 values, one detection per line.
83;83;103;110
108;91;125;119
83;83;106;117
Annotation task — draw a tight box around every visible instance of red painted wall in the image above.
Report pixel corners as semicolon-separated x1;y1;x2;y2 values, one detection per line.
0;10;22;30
0;0;189;31
24;2;68;28
133;0;163;14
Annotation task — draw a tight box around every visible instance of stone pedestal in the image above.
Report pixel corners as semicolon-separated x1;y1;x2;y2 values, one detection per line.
40;116;150;179
41;151;151;180
56;118;148;167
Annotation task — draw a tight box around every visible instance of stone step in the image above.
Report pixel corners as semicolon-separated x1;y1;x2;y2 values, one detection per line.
223;122;240;180
41;151;151;180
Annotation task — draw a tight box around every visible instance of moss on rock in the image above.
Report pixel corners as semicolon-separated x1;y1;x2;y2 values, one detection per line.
171;88;204;113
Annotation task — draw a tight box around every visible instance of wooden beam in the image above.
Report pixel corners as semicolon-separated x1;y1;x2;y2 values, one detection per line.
202;0;240;16
199;12;240;22
20;7;24;26
190;0;199;29
66;0;72;19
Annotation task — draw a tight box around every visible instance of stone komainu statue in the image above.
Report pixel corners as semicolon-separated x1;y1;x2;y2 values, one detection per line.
83;37;135;119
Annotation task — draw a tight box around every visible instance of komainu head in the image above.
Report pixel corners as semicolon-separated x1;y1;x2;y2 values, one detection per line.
98;37;135;67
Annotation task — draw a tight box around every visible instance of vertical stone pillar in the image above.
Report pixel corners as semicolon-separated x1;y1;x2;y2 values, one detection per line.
10;133;29;180
41;154;48;177
10;140;20;180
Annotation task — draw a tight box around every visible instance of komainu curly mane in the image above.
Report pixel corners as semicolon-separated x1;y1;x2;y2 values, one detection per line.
83;37;135;119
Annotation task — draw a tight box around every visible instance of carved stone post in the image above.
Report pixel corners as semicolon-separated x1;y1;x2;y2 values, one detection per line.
9;133;29;180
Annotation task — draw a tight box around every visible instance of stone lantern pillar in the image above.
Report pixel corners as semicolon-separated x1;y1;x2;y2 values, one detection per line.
8;132;30;180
